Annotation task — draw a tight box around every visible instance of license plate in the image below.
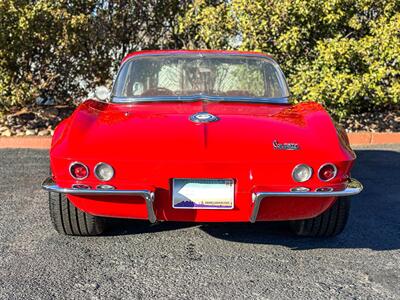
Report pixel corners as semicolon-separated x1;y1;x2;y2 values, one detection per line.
172;179;234;209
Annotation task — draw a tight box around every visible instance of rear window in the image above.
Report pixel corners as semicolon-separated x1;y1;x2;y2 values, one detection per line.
112;54;289;101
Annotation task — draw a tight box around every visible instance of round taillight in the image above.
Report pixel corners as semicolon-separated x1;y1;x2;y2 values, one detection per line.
94;162;114;181
292;164;313;182
69;162;89;180
318;163;337;181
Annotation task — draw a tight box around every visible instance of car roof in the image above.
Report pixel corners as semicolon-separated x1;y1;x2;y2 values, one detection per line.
121;49;274;64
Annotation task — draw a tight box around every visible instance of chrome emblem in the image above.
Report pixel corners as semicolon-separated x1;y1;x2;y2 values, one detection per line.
273;140;300;150
190;112;219;123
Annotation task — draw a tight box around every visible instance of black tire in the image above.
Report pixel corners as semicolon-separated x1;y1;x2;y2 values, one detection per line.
291;197;351;237
48;192;105;236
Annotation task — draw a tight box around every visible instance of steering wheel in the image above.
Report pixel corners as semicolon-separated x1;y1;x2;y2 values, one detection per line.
141;87;175;96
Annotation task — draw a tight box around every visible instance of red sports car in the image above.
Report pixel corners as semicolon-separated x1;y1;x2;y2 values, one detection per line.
42;50;362;237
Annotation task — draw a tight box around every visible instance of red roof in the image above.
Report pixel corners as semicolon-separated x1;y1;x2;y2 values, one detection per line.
121;49;273;63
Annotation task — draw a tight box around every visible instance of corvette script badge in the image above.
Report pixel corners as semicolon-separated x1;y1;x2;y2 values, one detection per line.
273;140;300;150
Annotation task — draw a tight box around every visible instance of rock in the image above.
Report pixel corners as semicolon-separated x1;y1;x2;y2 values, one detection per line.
44;107;59;118
38;129;50;136
16;131;25;136
7;119;16;126
35;96;45;105
7;111;35;122
36;96;55;106
1;129;12;137
25;129;36;136
0;126;8;132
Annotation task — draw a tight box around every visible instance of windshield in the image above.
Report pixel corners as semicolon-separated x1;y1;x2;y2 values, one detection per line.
112;54;289;102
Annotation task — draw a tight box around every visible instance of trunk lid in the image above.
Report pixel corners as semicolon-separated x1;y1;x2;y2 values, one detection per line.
55;99;349;163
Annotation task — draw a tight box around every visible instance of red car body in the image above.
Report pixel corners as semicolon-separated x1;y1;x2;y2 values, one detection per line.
43;50;362;229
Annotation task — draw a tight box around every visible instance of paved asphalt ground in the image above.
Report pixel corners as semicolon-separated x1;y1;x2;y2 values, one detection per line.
0;145;399;299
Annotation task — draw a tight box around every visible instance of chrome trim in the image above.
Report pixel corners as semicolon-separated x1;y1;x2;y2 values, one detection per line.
112;95;289;104
69;162;89;180
94;162;114;181
96;184;115;190
190;112;219;123
292;164;313;183
41;177;156;223
318;163;338;182
290;187;310;192
250;178;363;223
72;184;91;190
315;187;334;192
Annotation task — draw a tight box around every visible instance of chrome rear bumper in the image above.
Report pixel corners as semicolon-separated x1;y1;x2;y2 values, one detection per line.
42;177;363;224
250;178;363;223
41;177;156;223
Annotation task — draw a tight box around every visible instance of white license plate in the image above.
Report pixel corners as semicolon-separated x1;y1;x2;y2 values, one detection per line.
172;179;234;209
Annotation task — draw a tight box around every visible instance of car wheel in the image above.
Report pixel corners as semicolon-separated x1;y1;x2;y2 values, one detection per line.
291;197;351;237
48;192;105;236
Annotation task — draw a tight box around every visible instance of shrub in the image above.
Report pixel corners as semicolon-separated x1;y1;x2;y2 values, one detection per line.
0;0;184;111
1;0;399;119
179;0;400;119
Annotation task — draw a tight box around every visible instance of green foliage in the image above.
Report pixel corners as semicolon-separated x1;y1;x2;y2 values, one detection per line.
0;1;91;109
0;0;183;111
179;0;400;119
1;0;399;119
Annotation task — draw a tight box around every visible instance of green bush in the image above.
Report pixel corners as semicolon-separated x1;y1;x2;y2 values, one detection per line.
1;0;399;120
0;1;93;110
0;0;184;112
179;0;400;119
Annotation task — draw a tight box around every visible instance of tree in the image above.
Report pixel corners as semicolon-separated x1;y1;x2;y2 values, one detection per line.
179;0;400;118
0;0;185;111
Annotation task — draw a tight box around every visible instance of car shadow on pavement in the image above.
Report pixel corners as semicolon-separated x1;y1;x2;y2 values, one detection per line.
200;149;400;251
105;219;196;236
108;149;400;251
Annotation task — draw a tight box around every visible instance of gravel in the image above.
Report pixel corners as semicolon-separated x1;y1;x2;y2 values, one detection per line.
0;146;399;299
0;106;72;136
341;110;400;132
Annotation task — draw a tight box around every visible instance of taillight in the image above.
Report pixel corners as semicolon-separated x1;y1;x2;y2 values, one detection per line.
318;163;337;181
94;162;114;181
292;164;313;182
69;162;89;180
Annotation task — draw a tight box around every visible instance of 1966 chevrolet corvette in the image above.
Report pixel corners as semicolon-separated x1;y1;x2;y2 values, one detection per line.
42;50;363;237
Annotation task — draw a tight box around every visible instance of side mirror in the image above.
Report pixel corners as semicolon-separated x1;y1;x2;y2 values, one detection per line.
94;86;111;102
